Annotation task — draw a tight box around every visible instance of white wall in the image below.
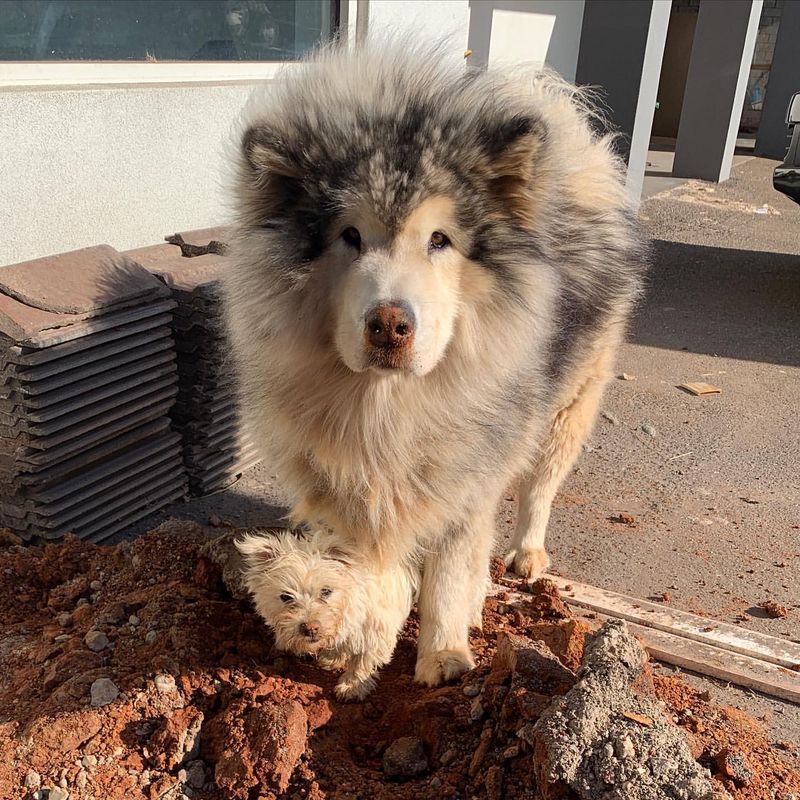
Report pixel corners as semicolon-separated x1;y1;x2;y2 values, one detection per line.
368;0;471;47
467;0;585;81
0;82;253;266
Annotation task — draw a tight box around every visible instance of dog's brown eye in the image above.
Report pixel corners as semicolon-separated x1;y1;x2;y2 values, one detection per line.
429;231;450;250
320;587;332;600
279;593;294;604
341;226;361;250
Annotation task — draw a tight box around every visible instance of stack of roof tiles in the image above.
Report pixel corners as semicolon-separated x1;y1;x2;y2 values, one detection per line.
0;246;186;542
127;229;260;496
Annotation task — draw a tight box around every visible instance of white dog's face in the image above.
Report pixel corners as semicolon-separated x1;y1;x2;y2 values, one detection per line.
236;530;357;656
332;196;465;377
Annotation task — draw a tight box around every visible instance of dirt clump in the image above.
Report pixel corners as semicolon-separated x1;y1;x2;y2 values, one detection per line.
758;600;789;619
531;619;714;800
0;522;797;799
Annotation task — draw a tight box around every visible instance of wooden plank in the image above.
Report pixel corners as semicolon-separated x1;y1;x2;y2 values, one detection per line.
627;621;800;704
489;583;800;704
542;575;800;669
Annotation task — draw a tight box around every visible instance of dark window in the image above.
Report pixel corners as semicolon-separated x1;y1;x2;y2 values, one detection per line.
0;0;337;61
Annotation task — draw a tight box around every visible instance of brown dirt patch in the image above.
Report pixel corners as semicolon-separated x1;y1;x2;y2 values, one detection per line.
0;521;797;799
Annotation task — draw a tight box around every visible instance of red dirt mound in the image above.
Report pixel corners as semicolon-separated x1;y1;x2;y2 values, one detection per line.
0;521;797;799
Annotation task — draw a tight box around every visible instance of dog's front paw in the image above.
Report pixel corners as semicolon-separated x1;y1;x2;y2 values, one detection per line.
335;674;377;701
504;546;551;580
414;648;475;687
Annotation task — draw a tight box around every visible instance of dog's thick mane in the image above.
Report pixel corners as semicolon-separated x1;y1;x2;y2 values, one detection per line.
223;39;645;561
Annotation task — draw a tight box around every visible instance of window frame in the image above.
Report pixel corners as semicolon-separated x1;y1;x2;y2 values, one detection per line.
0;0;346;87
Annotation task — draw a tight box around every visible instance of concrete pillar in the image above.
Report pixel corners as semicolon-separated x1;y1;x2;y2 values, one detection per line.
755;0;800;160
575;0;671;201
672;0;763;182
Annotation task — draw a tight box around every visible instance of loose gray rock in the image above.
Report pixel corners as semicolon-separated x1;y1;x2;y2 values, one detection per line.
184;762;206;790
56;612;73;628
601;410;619;425
90;580;102;591
81;754;98;768
383;736;429;778
145;630;158;644
129;614;140;626
642;422;657;437
49;788;69;800
90;677;119;707
23;771;41;788
462;684;481;697
84;630;109;652
530;619;714;800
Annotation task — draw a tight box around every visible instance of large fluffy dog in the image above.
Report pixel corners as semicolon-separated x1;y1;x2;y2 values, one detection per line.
223;41;645;686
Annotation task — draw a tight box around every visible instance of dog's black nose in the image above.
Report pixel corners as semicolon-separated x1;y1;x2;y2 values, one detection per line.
365;303;416;349
300;621;320;638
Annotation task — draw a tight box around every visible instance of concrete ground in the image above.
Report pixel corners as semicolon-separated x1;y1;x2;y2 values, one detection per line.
125;156;800;740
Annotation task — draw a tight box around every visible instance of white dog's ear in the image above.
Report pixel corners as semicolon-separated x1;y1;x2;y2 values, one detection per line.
235;532;281;565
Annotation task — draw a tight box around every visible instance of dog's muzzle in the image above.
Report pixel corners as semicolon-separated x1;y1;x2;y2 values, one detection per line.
363;301;415;370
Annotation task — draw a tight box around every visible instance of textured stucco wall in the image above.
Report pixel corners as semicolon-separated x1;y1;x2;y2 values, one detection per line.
0;81;256;266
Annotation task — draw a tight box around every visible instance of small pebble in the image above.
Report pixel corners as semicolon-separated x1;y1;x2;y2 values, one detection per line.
90;580;102;591
641;422;657;437
54;634;71;643
24;771;41;788
462;684;481;697
469;698;485;722
49;788;69;800
76;771;87;790
90;677;119;707
382;736;428;778
75;598;89;607
82;754;98;768
154;673;177;694
440;748;457;766
84;630;110;652
502;745;520;761
601;410;619;425
145;630;158;644
128;615;140;626
57;612;73;628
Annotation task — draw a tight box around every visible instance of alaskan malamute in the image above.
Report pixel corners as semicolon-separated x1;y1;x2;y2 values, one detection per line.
223;41;645;686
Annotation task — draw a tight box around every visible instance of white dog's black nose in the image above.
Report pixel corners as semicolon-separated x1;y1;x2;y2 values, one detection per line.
300;621;320;639
365;303;416;350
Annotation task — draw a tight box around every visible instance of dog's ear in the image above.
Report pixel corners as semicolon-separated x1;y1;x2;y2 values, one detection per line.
235;532;280;565
240;125;303;214
482;114;547;229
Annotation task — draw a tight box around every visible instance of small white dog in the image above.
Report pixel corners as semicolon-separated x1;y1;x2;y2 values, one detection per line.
237;528;417;700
